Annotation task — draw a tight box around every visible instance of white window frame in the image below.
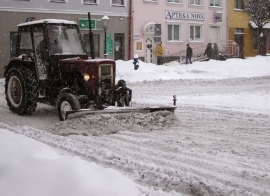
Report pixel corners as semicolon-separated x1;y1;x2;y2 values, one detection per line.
49;0;67;3
167;22;183;42
210;0;221;7
189;0;203;6
83;0;98;5
144;0;158;3
189;24;203;42
167;0;182;4
111;0;125;6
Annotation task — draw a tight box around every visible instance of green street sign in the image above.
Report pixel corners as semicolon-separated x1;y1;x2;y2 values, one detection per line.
78;18;95;30
107;39;113;55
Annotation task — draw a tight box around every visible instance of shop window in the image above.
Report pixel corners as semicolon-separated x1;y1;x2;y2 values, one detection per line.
210;0;221;7
83;0;97;4
167;23;182;42
83;34;100;57
190;25;203;42
136;42;143;51
189;0;202;6
234;0;244;10
112;0;125;6
10;32;18;58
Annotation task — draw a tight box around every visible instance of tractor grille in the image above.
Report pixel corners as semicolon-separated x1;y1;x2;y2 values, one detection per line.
99;64;113;86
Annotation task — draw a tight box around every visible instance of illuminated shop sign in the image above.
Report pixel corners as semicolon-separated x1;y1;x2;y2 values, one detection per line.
165;11;205;21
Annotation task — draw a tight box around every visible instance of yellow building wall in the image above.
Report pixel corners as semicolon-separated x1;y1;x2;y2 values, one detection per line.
227;0;258;57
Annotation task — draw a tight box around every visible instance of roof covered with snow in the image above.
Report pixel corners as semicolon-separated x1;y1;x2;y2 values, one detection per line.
18;19;76;27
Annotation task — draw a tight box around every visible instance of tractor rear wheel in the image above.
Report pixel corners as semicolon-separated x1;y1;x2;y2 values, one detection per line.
5;66;38;115
56;93;81;121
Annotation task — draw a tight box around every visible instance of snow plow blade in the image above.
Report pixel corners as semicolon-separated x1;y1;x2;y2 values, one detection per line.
65;106;177;120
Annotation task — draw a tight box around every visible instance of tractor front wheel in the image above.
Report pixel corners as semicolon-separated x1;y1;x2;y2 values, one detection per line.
56;93;81;121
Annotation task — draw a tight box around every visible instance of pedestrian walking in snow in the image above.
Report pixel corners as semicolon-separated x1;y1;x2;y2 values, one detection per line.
186;44;193;64
204;43;213;59
155;42;163;65
212;43;219;60
133;54;139;70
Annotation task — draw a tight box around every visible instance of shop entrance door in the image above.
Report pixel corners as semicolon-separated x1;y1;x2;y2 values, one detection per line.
145;37;154;63
209;26;221;43
114;33;124;60
234;34;244;58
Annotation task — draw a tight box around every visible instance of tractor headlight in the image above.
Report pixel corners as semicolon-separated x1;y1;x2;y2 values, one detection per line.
84;74;90;81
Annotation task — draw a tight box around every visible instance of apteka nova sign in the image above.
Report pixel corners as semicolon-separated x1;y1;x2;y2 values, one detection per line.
165;10;205;21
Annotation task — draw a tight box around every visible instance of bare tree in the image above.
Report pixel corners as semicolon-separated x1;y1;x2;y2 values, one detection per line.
245;0;270;55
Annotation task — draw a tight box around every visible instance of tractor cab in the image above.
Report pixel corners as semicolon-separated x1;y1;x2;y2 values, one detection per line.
16;19;88;79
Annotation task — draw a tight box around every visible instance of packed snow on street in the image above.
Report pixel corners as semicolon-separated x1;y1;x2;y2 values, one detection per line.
0;56;270;196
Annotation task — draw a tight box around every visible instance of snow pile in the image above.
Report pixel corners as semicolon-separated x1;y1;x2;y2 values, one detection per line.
49;111;177;136
0;128;181;196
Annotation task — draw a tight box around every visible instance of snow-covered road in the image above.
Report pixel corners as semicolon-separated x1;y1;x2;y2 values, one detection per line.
1;76;270;196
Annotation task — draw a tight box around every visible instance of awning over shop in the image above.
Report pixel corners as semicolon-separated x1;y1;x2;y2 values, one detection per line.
142;22;156;35
249;21;270;29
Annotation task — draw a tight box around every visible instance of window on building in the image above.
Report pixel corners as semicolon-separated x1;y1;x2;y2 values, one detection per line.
252;34;258;50
210;0;221;7
167;23;182;41
189;0;202;6
49;0;67;3
10;32;18;58
190;25;203;41
83;0;97;4
167;0;182;4
234;0;244;9
112;0;125;6
234;28;244;34
83;34;100;57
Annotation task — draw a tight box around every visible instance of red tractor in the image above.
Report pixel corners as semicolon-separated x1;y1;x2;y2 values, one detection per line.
4;19;131;120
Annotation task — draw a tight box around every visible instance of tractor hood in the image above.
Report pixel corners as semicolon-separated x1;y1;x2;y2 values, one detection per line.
59;57;116;70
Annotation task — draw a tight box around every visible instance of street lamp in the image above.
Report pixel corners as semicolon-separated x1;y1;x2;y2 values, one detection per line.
102;14;109;59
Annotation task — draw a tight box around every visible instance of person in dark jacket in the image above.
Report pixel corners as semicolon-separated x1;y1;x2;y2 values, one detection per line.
212;43;219;60
204;43;213;59
37;26;62;60
186;44;193;64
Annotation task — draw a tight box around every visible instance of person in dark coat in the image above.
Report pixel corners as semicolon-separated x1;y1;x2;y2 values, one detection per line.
186;44;193;64
133;54;139;70
204;43;213;59
37;26;62;59
212;43;219;60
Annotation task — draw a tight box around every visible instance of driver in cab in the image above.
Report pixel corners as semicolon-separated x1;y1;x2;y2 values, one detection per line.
37;26;62;59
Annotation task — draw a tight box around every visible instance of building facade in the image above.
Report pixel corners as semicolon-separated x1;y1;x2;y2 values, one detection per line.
131;0;228;63
0;0;130;77
228;0;270;58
